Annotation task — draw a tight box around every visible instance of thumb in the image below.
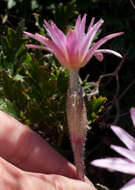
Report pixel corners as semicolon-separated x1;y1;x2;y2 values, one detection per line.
26;173;95;190
50;175;95;190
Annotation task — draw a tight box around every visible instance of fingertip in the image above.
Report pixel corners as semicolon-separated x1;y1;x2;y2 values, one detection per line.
48;174;95;190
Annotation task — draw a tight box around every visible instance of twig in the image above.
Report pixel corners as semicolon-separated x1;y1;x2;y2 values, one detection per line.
96;58;124;86
130;0;135;9
119;78;135;100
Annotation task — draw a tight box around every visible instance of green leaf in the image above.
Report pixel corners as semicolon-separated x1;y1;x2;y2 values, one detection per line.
7;0;16;9
87;96;106;123
0;98;19;119
13;74;24;82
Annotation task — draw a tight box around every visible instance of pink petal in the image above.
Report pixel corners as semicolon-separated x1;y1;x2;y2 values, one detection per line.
24;32;51;50
111;125;135;150
94;52;104;61
83;32;123;66
35;33;49;45
68;16;87;63
120;178;135;190
80;18;104;62
85;18;104;46
87;17;95;32
25;15;123;71
111;145;135;163
130;107;135;127
66;30;80;67
44;41;69;67
26;44;48;50
66;30;76;48
74;14;86;35
74;15;81;31
44;20;65;50
79;14;87;34
44;20;69;62
95;49;122;58
43;20;55;39
27;41;69;68
24;31;36;39
74;14;87;47
50;21;66;45
91;157;135;175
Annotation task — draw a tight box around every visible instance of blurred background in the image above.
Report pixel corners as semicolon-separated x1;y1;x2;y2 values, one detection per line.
0;0;135;189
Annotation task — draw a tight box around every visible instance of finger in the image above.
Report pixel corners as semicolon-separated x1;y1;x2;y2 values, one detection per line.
0;157;95;190
29;174;95;190
25;169;96;190
0;111;76;178
0;157;23;189
0;111;96;188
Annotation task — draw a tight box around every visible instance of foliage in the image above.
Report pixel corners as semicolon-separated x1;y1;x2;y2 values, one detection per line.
87;96;106;124
0;23;105;149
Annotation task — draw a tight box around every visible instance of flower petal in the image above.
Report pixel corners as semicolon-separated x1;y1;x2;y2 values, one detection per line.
24;31;36;39
25;31;69;68
45;41;69;67
75;15;81;31
130;107;135;127
82;32;123;66
24;31;51;49
26;44;49;50
111;125;135;150
111;145;135;163
75;14;86;35
50;21;66;44
79;14;87;35
44;20;69;61
120;178;135;190
94;52;104;62
25;14;123;70
35;33;49;45
80;18;104;61
87;17;95;32
91;157;135;175
95;49;122;58
74;14;87;51
44;20;66;50
66;30;80;68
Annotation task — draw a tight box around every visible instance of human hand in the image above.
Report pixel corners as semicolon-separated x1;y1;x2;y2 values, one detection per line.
0;111;96;190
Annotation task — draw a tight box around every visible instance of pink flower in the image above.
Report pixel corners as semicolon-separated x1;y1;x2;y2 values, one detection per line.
24;14;123;70
91;108;135;190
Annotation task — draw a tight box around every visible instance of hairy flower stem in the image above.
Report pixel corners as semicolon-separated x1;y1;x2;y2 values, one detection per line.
67;69;87;181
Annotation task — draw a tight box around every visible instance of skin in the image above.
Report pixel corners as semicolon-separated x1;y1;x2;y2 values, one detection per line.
0;111;96;190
